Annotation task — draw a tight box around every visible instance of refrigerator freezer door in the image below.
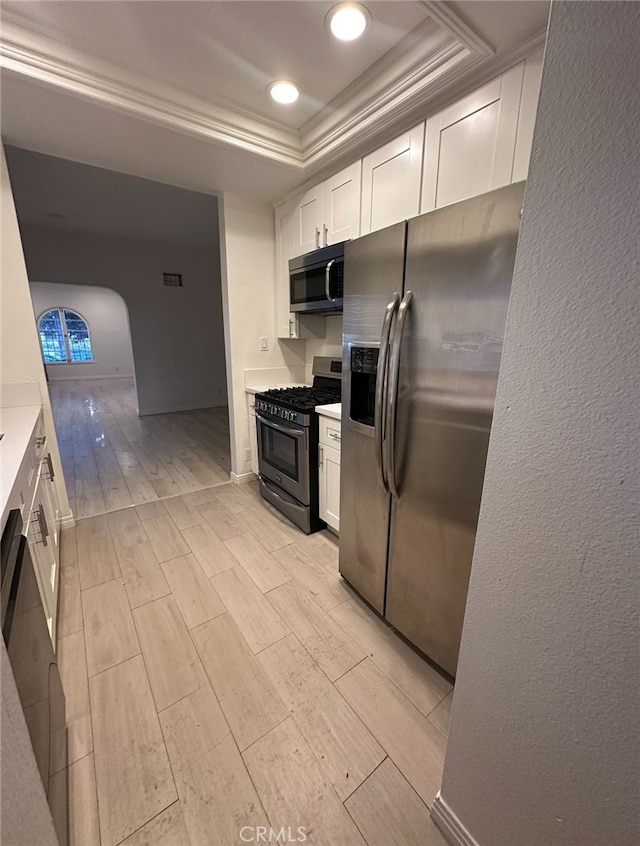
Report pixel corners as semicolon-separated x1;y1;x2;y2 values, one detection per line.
340;221;406;614
385;182;525;675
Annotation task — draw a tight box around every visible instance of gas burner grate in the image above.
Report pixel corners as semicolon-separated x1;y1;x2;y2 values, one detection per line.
259;384;341;413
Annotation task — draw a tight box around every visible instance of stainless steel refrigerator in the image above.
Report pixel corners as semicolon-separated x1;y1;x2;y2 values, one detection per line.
340;182;524;677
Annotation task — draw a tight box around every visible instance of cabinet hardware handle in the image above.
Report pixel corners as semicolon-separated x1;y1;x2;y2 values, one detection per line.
35;436;46;447
319;445;324;467
36;506;49;546
323;224;328;246
44;452;55;481
315;227;321;249
329;432;341;442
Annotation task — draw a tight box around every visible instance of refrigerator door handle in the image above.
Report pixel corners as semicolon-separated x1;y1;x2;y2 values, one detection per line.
374;292;400;492
386;290;413;500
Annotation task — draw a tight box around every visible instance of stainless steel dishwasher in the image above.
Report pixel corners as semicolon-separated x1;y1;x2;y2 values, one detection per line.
1;508;67;844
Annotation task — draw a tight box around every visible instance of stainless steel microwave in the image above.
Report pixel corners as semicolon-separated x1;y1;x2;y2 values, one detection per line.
289;241;345;314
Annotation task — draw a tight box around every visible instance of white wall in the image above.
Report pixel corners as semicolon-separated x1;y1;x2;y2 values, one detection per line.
30;281;134;380
18;223;226;415
435;4;640;846
219;192;306;478
305;313;343;369
0;146;71;521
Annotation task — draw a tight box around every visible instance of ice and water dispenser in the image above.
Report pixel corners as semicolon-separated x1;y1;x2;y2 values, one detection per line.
349;346;379;428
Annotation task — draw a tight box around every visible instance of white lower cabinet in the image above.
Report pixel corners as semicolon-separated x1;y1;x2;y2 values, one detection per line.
27;450;60;643
318;412;341;533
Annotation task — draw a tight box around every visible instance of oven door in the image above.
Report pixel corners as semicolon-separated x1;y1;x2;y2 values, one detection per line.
256;412;309;504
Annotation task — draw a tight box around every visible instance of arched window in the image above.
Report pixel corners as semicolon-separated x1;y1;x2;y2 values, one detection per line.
38;308;94;363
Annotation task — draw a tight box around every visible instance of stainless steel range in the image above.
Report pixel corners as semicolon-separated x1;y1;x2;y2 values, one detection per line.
255;356;342;533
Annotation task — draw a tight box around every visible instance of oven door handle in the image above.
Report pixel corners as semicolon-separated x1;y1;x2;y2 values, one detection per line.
255;412;306;439
375;292;400;493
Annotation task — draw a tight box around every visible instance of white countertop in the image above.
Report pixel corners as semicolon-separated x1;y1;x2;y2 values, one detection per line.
316;402;342;421
1;405;42;528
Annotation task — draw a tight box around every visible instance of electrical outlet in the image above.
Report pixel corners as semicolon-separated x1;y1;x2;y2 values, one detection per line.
244;447;251;461
260;336;268;351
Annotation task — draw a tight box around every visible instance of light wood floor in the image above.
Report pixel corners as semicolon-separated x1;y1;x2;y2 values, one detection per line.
54;480;453;846
49;378;231;519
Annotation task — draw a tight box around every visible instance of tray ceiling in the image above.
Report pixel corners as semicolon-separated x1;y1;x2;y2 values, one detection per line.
0;1;549;201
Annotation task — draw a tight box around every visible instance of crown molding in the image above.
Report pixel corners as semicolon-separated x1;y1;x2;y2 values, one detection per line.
302;41;475;174
0;11;544;185
419;1;494;57
0;24;304;169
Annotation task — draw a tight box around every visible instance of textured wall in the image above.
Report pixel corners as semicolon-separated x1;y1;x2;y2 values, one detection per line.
438;3;640;845
30;281;134;380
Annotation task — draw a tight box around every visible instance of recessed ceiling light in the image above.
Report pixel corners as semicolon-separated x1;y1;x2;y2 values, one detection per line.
327;3;370;41
268;80;299;105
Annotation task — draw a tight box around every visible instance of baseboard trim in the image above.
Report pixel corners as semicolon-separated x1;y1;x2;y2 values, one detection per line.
47;373;133;382
138;401;227;416
432;793;480;846
230;471;257;485
58;511;76;529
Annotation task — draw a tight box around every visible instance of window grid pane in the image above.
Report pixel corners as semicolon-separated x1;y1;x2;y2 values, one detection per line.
39;310;67;362
64;311;93;362
38;308;94;364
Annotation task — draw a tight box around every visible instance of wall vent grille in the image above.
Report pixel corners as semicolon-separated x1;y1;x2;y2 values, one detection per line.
163;273;183;287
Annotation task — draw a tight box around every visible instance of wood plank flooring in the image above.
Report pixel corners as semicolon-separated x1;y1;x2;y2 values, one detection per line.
49;378;231;519
56;479;453;846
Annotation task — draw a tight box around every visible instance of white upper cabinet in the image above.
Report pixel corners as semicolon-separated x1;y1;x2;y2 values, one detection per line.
275;51;544;324
275;199;327;340
293;183;324;255
323;160;362;245
512;49;544;182
361;124;425;235
275;199;298;339
421;62;524;212
293;161;362;255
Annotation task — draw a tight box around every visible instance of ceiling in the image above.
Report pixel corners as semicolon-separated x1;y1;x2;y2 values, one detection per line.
5;145;220;246
1;1;549;233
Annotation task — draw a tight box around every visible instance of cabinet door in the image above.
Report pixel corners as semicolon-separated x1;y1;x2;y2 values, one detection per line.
421;62;525;212
324;161;361;245
319;443;341;532
26;490;57;641
275;200;299;339
293;184;324;255
512;49;543;182
41;454;59;566
361;124;425;235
